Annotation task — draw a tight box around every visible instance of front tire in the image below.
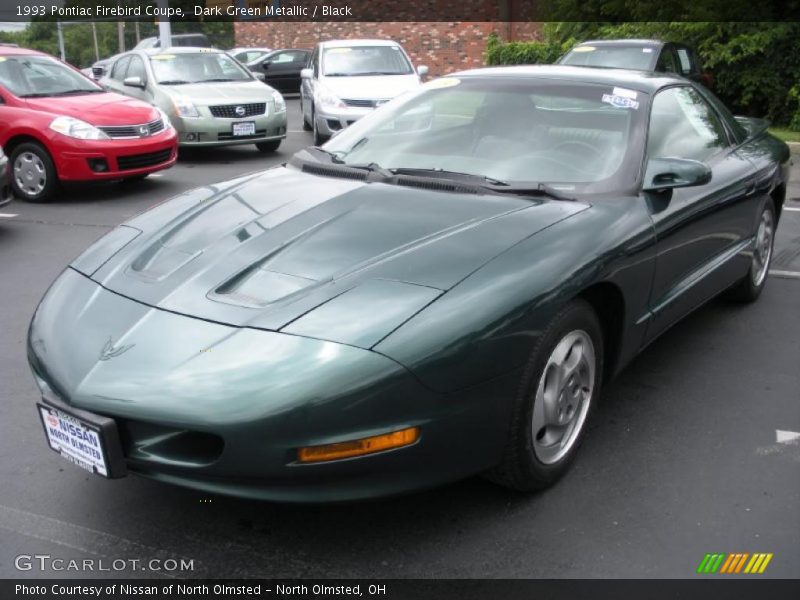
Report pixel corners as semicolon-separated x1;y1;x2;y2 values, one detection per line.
726;202;776;303
10;142;59;203
255;140;281;153
487;300;603;491
312;105;327;145
301;98;312;131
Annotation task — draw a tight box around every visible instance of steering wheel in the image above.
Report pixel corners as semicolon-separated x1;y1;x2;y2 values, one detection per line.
551;140;603;160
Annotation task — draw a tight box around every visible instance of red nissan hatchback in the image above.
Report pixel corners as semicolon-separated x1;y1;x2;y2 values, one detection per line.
0;46;177;202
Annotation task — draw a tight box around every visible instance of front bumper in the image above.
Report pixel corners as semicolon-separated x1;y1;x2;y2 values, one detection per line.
53;130;178;182
28;268;507;501
314;105;374;136
172;111;288;147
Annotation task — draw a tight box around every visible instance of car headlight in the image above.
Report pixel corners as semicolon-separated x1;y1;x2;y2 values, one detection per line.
49;116;110;140
156;107;173;130
317;85;345;109
271;90;286;113
172;97;200;118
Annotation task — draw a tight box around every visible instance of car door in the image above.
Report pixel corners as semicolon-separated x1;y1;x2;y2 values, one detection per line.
101;54;131;95
262;50;300;93
301;47;320;122
643;85;758;341
119;55;150;104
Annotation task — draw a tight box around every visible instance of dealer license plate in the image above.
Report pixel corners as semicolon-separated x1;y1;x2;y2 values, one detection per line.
232;121;256;136
37;401;124;478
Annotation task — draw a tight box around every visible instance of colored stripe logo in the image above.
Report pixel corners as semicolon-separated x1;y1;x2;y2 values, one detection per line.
697;553;773;574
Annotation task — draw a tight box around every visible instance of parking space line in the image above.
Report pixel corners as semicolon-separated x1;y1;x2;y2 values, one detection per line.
0;503;206;578
783;206;800;212
770;269;800;279
0;213;17;218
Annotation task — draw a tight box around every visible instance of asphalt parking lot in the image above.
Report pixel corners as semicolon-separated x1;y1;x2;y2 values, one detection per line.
0;98;798;579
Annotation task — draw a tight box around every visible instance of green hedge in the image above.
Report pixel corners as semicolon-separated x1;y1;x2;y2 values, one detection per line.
485;23;800;130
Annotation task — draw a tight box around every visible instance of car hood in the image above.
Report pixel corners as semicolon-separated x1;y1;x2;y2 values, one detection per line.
24;92;159;125
320;74;420;99
79;166;587;334
159;80;274;104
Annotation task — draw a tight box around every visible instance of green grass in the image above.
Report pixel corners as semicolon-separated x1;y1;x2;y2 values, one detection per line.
768;127;800;143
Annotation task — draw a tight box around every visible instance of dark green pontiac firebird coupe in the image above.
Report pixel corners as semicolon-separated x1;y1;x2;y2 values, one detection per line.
29;66;791;501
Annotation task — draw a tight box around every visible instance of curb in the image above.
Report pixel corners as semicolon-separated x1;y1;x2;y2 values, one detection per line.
787;141;800;154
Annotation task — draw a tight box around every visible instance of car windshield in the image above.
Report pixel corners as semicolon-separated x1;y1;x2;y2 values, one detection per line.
323;77;645;192
560;45;657;71
149;52;252;84
322;46;412;76
0;55;103;97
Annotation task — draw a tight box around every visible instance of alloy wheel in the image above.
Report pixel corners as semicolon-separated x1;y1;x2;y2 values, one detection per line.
751;208;774;287
532;329;596;464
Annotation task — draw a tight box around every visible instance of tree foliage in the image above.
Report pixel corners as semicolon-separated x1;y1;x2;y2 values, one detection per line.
486;22;800;129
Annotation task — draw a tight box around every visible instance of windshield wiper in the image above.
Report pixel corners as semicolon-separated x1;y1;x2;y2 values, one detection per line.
158;80;190;85
20;89;101;98
200;78;239;83
487;182;576;202
351;71;404;76
389;167;507;186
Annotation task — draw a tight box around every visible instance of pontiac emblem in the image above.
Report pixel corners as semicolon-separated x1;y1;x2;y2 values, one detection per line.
234;105;246;117
99;337;135;361
138;125;150;137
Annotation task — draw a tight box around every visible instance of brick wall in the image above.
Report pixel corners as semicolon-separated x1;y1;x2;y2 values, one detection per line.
235;21;541;78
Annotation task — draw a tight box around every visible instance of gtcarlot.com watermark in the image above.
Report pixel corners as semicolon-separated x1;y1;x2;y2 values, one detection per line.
15;553;194;573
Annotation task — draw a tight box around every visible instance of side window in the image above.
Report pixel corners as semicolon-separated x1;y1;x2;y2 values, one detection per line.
648;86;729;162
676;48;693;75
294;52;310;65
126;56;146;83
110;56;131;81
655;48;678;74
271;52;294;64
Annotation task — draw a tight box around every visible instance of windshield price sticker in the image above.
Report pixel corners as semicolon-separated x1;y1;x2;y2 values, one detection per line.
603;87;639;109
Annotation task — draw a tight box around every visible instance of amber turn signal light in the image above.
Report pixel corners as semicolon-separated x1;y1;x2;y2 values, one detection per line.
297;427;420;463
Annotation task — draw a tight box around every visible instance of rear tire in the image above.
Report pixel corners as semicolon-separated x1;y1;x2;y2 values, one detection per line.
10;142;59;203
255;140;281;153
726;202;776;303
486;300;603;491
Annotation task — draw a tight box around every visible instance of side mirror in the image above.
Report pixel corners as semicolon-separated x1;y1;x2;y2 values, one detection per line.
643;158;711;191
254;72;266;82
417;65;429;77
262;60;272;71
300;68;312;80
123;76;145;89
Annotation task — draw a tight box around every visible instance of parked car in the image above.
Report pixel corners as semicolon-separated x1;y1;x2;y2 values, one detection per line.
90;34;213;80
559;39;711;85
228;47;273;65
248;48;310;94
301;39;428;144
101;47;286;152
0;46;177;202
0;145;10;209
28;66;790;501
133;33;212;51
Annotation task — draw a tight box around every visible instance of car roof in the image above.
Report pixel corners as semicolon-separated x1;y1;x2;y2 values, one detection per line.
0;46;47;57
450;64;687;94
319;39;400;48
573;39;666;48
141;47;223;56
